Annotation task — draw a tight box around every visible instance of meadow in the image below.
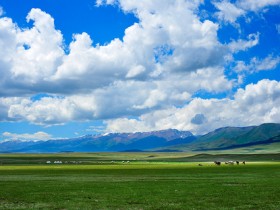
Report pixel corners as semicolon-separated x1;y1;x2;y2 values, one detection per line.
0;153;280;209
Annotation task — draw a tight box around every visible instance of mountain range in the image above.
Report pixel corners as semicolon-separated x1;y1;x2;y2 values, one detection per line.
1;123;280;153
0;129;194;153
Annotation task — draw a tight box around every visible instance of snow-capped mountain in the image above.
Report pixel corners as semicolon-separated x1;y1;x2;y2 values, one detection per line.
0;129;195;153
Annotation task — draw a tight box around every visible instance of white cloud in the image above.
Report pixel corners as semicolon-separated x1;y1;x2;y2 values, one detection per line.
0;17;17;90
213;0;280;24
106;80;280;134
0;97;23;121
8;97;82;125
251;56;280;71
0;2;227;96
0;3;234;125
95;0;116;7
105;118;151;133
2;131;52;141
214;1;245;23
234;55;280;73
237;0;280;11
0;2;278;134
126;65;146;78
6;66;232;126
228;33;259;52
0;8;64;96
0;3;273;98
12;8;64;83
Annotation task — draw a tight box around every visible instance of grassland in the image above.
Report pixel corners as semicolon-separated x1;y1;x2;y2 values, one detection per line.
0;153;280;209
1;151;280;164
163;141;280;154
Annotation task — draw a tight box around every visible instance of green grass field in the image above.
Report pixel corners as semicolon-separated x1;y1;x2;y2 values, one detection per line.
0;153;280;209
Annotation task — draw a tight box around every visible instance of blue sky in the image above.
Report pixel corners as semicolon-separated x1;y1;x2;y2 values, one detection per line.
0;0;137;45
0;0;280;141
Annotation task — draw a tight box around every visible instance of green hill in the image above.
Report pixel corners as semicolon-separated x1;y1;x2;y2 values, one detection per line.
163;123;280;152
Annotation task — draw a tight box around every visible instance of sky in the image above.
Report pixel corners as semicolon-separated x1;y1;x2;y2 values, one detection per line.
0;0;280;141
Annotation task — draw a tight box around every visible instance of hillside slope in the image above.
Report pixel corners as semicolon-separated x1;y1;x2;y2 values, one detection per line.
168;123;280;151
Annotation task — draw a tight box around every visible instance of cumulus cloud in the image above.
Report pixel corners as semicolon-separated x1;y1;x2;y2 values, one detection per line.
0;8;64;96
6;66;232;126
0;1;278;134
0;3;234;124
2;131;52;141
0;97;23;121
8;97;79;125
0;2;228;97
12;9;64;82
106;80;280;134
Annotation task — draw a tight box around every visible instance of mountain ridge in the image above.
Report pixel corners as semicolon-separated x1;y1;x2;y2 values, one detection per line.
0;129;195;153
1;123;280;153
163;123;280;151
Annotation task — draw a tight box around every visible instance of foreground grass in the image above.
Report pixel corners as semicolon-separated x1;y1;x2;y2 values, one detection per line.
0;162;280;209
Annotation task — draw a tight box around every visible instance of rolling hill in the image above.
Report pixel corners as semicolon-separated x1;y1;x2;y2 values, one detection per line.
166;123;280;151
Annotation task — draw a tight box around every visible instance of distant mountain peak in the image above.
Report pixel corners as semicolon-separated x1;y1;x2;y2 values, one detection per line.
0;129;194;153
2;123;279;153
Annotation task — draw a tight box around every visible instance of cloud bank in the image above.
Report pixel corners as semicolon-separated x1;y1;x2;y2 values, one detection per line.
2;131;52;141
0;0;279;134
